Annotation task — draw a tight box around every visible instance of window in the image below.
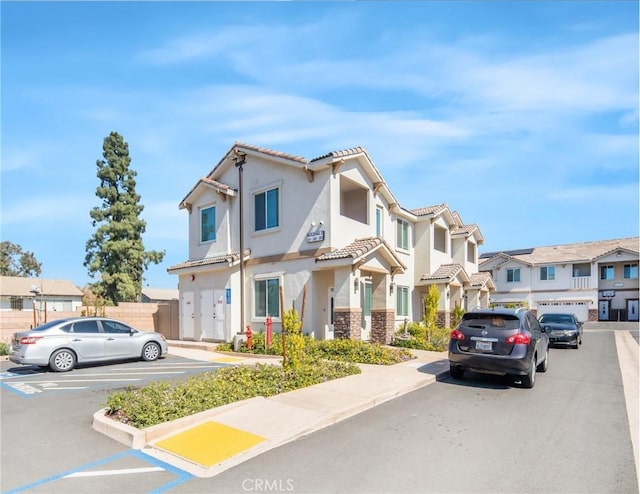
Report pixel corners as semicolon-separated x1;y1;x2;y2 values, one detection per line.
572;263;591;277
102;320;133;334
507;268;521;283
200;205;216;242
624;263;638;279
364;282;372;316
540;266;555;281
434;225;447;253
396;285;409;317
254;277;280;318
396;219;409;250
71;320;100;333
376;206;383;237
254;187;279;231
467;242;476;263
600;265;614;280
10;297;23;310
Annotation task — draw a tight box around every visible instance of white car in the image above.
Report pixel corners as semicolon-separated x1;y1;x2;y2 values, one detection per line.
9;317;168;372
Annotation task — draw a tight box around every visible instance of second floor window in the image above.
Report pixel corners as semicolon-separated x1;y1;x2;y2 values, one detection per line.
540;266;555;281
572;263;591;277
507;268;521;283
397;219;409;250
624;263;638;279
600;265;614;280
254;277;280;318
200;205;216;242
255;187;279;232
376;206;383;237
396;285;409;317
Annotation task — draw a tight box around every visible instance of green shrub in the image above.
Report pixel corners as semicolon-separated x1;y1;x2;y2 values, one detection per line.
307;339;413;365
391;322;450;352
105;361;361;429
0;341;9;356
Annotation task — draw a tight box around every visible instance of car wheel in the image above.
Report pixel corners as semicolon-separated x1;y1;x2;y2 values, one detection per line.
537;348;549;373
49;349;76;372
449;364;464;379
521;356;536;388
142;342;161;361
572;338;579;349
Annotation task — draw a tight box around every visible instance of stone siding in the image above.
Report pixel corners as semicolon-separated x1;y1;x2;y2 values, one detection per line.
370;309;395;344
333;308;362;340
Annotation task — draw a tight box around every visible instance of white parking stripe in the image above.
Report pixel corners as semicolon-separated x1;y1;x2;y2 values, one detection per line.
64;467;164;478
12;379;141;384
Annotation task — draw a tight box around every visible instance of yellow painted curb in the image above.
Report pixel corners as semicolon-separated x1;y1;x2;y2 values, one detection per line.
155;421;265;467
211;356;245;363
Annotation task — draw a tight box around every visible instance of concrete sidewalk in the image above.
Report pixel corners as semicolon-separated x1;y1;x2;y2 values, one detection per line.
92;343;449;478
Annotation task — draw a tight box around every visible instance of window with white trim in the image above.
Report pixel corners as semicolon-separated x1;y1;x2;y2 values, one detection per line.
254;187;279;232
507;268;521;283
396;219;409;250
600;265;614;280
396;285;409;317
624;263;638;279
200;205;216;243
254;277;280;318
540;266;555;281
364;282;372;316
376;206;383;237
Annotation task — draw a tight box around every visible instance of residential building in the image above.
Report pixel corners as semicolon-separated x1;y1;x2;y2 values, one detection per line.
0;276;83;313
141;288;179;303
168;142;494;343
479;237;640;322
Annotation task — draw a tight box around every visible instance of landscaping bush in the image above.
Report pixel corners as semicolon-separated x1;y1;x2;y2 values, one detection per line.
105;360;360;429
391;322;450;352
219;333;413;365
0;341;9;356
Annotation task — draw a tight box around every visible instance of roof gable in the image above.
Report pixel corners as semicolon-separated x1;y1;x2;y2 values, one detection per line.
0;276;83;297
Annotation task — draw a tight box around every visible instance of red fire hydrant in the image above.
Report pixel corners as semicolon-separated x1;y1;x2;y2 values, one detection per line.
266;316;272;348
246;325;252;350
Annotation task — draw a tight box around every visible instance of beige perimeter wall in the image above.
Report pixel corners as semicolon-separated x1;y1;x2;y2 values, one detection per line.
0;302;161;343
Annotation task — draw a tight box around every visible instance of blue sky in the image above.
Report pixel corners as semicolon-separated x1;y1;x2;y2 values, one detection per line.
2;1;638;289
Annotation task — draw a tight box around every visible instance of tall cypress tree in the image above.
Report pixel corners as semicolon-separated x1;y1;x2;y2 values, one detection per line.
84;132;165;304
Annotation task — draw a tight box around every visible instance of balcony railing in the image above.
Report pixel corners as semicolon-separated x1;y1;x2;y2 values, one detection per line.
572;276;591;289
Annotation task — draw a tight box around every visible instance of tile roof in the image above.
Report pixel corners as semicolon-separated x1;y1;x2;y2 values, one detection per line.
309;146;365;163
410;203;448;217
141;288;179;300
470;272;494;288
421;263;464;282
0;276;83;297
167;250;251;272
481;237;639;265
232;142;308;165
316;237;385;262
451;224;479;236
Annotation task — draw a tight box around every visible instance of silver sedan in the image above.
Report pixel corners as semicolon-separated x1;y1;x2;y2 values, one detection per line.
9;317;168;372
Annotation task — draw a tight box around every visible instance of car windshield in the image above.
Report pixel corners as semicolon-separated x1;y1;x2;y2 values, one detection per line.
31;319;74;332
540;314;573;324
460;314;520;330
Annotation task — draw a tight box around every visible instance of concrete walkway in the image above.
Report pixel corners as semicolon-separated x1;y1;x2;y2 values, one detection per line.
92;343;449;478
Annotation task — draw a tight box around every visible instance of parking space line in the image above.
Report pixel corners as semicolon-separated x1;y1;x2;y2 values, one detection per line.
64;466;164;477
3;450;194;494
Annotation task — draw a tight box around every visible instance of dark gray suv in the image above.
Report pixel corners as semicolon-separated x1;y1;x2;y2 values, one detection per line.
448;308;549;388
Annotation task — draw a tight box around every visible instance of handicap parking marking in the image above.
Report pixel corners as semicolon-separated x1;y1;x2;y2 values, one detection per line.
3;450;194;494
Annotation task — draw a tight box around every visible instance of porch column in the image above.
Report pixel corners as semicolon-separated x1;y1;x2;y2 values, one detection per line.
334;308;362;340
370;274;395;344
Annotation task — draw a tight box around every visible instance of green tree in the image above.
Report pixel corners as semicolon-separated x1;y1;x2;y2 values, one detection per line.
84;132;165;304
423;284;440;340
0;241;42;277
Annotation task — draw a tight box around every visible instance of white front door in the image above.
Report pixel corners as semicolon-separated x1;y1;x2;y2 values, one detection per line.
213;289;227;340
181;291;195;339
200;289;215;340
627;300;639;321
326;288;334;340
598;300;610;321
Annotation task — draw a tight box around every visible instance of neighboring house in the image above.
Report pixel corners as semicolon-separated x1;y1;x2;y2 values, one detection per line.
479;237;640;322
0;276;83;312
168;142;494;343
141;288;179;303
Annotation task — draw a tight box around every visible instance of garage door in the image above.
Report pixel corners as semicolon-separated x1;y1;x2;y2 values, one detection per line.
537;301;589;322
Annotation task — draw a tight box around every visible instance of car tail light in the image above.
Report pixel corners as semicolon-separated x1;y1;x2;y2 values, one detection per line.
19;336;43;344
505;333;531;345
450;329;465;341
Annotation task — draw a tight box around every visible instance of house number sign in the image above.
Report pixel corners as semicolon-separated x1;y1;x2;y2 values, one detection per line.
306;229;325;242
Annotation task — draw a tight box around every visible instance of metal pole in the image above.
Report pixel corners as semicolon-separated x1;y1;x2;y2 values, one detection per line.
235;153;246;334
